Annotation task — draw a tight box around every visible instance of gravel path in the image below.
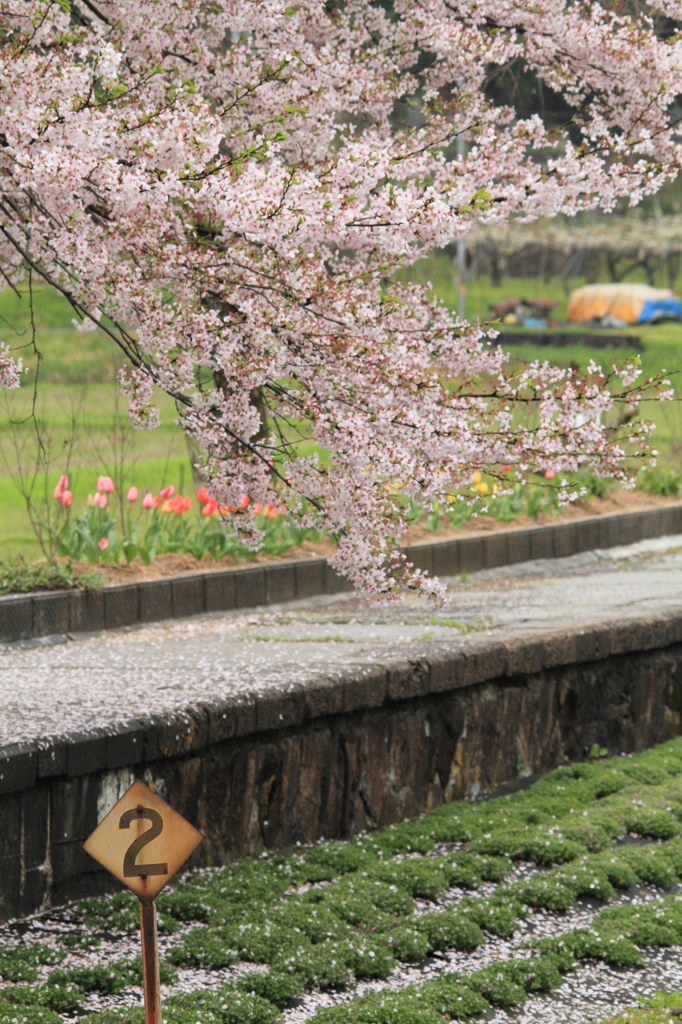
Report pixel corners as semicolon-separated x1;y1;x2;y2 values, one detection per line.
4;535;682;749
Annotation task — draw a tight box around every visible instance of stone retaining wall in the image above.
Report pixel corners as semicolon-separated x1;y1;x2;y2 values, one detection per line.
2;503;681;646
3;606;682;921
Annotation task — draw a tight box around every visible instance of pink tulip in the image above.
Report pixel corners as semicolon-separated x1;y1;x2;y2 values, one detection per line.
160;484;174;499
60;490;72;507
127;486;138;502
545;469;556;480
142;492;155;509
94;492;108;508
97;475;115;493
252;502;263;514
53;484;63;500
57;474;69;491
98;537;108;551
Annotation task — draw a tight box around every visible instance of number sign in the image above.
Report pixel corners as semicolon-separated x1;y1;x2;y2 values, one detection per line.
83;780;204;902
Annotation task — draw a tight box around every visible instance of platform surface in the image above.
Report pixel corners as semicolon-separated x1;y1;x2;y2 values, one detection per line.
3;534;682;749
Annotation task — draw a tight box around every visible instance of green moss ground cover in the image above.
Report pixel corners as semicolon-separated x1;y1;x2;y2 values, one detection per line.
7;742;682;1022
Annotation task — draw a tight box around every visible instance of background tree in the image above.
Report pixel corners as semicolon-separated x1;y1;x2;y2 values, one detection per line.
0;0;679;599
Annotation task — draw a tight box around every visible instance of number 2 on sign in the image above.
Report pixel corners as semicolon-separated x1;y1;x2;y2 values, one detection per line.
119;808;168;878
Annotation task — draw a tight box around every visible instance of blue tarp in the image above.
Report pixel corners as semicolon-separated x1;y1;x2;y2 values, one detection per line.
637;297;682;323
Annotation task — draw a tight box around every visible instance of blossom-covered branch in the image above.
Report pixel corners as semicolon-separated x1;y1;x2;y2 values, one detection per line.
0;0;679;599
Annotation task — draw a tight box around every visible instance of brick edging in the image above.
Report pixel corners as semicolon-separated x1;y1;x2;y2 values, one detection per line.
2;603;682;798
1;503;680;647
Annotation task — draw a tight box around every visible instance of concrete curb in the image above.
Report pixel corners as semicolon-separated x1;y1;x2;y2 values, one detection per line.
1;503;680;648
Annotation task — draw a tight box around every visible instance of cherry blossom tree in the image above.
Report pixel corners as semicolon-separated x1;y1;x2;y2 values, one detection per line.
0;0;679;599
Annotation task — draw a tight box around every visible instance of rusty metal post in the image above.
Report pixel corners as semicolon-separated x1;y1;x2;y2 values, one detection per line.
139;900;162;1024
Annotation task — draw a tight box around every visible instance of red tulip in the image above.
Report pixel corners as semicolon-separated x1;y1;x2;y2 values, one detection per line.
239;495;250;508
197;487;210;503
160;484;175;499
252;502;263;514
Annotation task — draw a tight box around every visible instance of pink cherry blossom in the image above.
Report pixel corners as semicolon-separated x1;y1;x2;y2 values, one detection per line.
0;0;677;600
127;486;138;502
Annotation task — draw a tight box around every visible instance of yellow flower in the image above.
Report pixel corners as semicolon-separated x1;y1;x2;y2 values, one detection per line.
472;472;482;484
474;481;489;495
492;483;498;493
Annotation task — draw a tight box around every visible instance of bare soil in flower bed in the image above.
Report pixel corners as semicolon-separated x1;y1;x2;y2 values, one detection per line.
78;489;681;587
7;741;682;1024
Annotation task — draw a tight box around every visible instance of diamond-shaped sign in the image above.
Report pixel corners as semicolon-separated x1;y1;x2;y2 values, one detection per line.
83;780;204;903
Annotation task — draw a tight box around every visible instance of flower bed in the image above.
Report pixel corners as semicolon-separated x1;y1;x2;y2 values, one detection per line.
49;475;320;568
5;742;682;1024
4;466;679;594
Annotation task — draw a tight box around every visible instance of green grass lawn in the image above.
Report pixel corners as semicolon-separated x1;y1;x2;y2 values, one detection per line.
0;283;195;560
0;268;680;562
